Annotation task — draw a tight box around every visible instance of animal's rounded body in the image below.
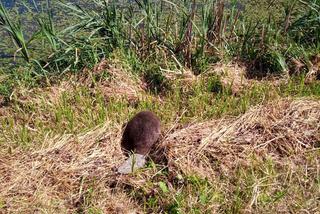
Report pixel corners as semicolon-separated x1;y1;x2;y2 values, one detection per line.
121;111;161;156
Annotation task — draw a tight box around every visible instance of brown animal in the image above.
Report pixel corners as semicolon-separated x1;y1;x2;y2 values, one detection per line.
117;111;160;174
121;111;161;156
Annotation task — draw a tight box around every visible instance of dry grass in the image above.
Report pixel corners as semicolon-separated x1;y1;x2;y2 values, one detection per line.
8;59;144;109
0;122;143;213
203;62;294;96
89;59;145;101
0;97;319;213
0;55;319;213
205;62;250;95
164;98;320;178
11;80;74;107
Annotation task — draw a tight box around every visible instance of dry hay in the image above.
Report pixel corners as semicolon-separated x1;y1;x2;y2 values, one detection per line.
161;62;249;94
0;98;319;213
6;60;144;109
87;59;145;101
0;123;142;213
163;98;320;178
204;62;250;95
12;80;74;106
203;62;293;95
306;54;320;82
162;67;196;84
290;54;320;82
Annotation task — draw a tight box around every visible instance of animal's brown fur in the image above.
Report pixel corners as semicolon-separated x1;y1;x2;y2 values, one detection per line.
121;111;161;156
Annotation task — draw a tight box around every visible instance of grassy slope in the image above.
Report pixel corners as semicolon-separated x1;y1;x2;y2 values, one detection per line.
0;54;319;213
0;0;319;213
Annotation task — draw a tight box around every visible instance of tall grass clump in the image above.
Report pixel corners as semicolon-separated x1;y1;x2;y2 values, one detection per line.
0;0;319;79
0;2;30;62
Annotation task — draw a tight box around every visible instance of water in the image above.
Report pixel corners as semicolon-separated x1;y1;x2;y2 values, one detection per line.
0;0;53;61
1;0;15;8
1;0;32;8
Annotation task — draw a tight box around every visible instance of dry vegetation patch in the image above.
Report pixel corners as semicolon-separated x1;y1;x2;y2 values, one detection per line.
163;98;320;178
7;60;144;109
0;98;319;213
204;62;251;95
89;59;145;101
0;123;142;213
203;62;300;96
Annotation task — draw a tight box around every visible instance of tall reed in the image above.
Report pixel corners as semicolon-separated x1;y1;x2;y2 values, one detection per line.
0;2;30;62
1;0;318;77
